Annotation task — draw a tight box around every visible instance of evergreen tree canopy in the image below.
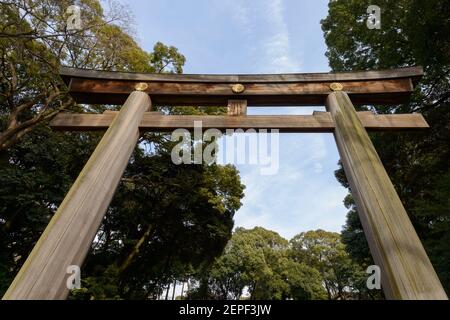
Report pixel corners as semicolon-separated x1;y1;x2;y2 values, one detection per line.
321;0;450;294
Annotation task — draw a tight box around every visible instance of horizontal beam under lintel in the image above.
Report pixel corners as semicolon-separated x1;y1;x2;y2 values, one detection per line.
50;112;429;133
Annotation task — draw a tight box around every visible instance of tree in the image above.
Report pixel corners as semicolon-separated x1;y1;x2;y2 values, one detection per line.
321;0;450;294
0;125;98;293
0;0;185;150
77;147;245;299
192;227;326;300
290;230;369;300
0;1;244;299
340;195;372;266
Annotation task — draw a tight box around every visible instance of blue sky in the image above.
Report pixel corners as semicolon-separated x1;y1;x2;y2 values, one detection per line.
117;0;348;239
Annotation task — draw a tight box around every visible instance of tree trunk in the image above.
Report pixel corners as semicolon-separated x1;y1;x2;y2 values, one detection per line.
172;280;176;300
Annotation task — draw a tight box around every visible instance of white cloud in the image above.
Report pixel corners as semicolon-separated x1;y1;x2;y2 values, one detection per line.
230;132;347;240
314;163;323;174
224;0;302;73
260;0;302;72
226;1;252;34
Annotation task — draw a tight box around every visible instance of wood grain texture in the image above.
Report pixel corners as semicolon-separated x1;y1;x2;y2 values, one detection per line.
228;100;247;116
59;66;422;106
326;91;447;300
60;66;423;83
3;91;151;300
66;78;414;106
49;112;429;133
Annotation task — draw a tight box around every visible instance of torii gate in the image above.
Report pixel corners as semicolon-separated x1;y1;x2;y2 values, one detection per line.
3;66;448;300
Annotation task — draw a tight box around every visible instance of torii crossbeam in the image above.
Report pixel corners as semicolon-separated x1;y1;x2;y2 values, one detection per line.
3;66;447;300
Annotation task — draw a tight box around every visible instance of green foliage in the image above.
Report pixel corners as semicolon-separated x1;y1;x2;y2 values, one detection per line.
82;144;245;299
321;0;450;294
0;0;187;149
4;0;446;300
340;195;372;266
190;227;330;300
190;228;378;300
150;42;186;74
0;126;100;293
0;0;243;300
290;230;371;300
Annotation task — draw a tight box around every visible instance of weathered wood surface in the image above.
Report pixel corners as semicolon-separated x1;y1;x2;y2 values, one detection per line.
3;91;151;300
49;111;429;133
228;100;247;116
61;66;423;83
326;91;447;300
60;66;422;106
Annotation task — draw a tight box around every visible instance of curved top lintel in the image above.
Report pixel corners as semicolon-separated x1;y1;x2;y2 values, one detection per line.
60;66;423;106
60;66;423;84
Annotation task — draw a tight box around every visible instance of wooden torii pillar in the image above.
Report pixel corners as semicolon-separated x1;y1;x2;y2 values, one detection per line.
3;66;447;300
